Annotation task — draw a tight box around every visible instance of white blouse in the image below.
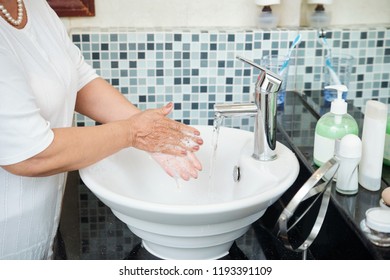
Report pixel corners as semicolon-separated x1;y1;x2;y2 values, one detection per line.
0;0;98;259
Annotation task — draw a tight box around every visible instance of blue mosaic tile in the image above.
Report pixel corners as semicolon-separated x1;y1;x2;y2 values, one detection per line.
71;26;389;128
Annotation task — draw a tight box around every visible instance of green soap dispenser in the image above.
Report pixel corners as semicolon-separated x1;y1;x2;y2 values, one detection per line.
313;85;359;167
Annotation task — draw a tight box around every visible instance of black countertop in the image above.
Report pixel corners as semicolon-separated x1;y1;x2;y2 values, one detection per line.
274;90;390;259
57;90;390;260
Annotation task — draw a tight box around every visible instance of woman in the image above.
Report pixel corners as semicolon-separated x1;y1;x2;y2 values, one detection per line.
0;0;203;259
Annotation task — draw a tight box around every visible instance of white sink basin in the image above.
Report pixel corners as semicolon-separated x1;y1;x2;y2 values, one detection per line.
79;125;299;259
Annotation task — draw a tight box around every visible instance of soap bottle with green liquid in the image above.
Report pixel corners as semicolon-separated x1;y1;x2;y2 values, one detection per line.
313;85;359;167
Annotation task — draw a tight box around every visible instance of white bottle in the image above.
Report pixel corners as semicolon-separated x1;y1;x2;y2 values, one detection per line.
336;134;362;195
359;100;388;191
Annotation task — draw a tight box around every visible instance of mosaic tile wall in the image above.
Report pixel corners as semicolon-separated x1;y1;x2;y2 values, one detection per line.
71;25;389;129
70;26;389;258
297;26;390;108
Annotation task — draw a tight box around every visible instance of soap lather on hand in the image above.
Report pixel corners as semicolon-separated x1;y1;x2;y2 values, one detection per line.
151;128;203;181
151;151;202;181
129;102;203;181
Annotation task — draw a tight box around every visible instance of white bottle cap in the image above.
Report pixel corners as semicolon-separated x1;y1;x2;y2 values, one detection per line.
366;207;390;233
365;100;388;120
326;85;348;115
338;134;362;158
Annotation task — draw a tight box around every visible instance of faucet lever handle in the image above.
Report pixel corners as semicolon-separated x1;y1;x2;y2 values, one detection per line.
236;55;267;73
236;55;282;85
236;55;282;94
236;56;282;79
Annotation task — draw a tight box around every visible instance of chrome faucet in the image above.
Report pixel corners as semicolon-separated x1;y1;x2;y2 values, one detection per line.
214;56;282;161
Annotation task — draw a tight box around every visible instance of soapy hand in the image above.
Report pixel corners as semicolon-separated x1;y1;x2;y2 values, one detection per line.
151;152;202;181
127;102;203;156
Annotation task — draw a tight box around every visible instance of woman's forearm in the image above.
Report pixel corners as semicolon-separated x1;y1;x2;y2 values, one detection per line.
2;78;202;177
3;121;130;177
3;105;202;177
3;78;136;177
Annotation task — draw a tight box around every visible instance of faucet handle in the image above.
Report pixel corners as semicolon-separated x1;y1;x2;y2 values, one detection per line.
236;55;281;79
236;56;282;94
236;55;267;73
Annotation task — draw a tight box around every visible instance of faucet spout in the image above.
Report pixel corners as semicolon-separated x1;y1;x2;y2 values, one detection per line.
213;103;257;118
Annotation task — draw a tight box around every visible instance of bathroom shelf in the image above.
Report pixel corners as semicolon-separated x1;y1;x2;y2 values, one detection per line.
273;90;390;259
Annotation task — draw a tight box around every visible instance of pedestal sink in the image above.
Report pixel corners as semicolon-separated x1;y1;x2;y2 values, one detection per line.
79;125;299;259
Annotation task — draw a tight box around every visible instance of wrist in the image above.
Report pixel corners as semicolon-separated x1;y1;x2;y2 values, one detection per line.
109;120;134;149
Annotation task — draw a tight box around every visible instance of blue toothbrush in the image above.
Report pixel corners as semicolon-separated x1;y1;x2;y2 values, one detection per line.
279;33;302;75
325;55;341;85
321;37;341;85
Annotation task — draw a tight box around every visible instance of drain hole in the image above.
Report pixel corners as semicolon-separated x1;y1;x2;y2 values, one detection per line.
233;165;241;182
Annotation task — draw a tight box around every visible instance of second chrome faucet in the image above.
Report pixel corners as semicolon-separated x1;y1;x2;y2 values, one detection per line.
214;56;283;161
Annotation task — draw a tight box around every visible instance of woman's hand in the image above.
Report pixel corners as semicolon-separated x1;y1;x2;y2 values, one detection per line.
151;152;202;181
127;102;203;156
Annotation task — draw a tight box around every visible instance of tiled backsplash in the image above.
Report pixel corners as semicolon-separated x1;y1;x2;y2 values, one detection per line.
71;26;389;127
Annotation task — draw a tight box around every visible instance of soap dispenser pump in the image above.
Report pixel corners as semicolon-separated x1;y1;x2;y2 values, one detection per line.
313;85;359;167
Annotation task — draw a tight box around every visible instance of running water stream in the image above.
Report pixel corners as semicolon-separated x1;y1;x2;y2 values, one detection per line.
208;113;225;190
